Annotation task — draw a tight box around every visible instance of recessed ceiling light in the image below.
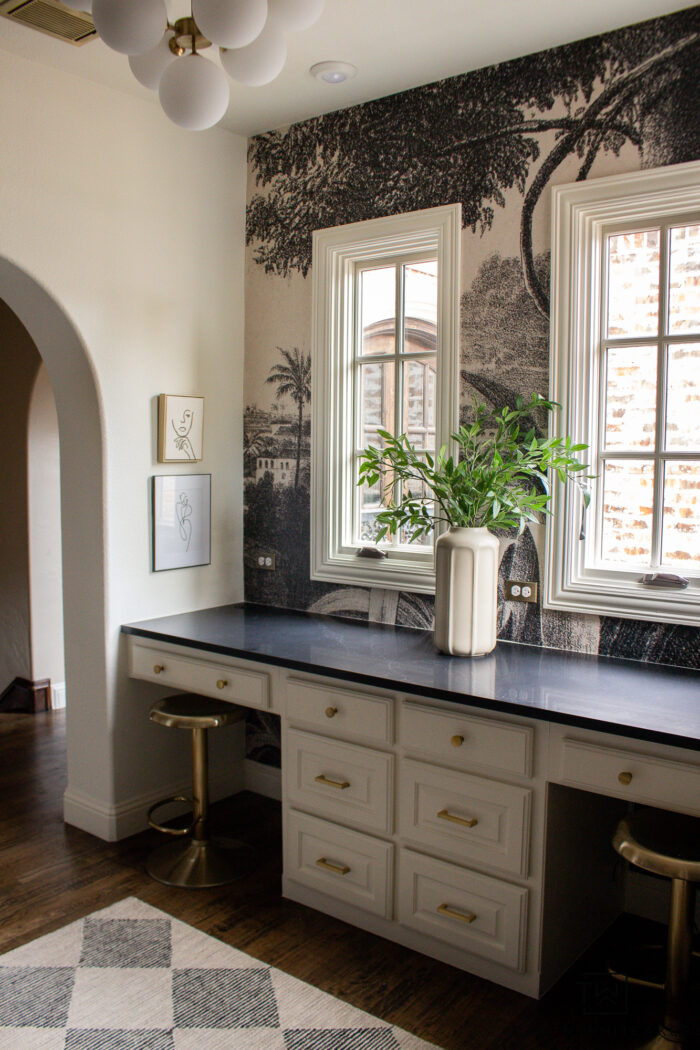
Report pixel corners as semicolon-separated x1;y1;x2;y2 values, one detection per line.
310;61;357;84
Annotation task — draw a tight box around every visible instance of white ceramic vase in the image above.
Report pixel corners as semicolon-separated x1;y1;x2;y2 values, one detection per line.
433;526;500;657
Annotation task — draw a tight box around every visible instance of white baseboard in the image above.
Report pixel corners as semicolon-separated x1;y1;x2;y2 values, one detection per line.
64;766;245;842
243;758;282;801
51;682;66;709
63;755;279;842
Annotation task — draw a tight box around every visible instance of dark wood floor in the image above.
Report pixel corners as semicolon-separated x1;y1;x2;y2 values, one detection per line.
1;710;697;1049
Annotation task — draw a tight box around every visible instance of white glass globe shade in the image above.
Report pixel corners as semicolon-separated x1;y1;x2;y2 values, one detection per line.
92;0;166;55
267;0;322;32
220;21;286;86
128;31;176;90
192;0;267;49
61;0;91;11
159;53;230;131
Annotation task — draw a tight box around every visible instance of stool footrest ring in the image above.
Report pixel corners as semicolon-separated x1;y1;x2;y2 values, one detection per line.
147;796;195;836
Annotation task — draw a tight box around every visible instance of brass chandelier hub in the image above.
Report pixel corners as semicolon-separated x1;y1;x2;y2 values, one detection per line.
168;16;211;56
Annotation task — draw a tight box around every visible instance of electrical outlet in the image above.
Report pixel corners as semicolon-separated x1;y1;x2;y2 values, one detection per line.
256;552;276;571
505;579;538;603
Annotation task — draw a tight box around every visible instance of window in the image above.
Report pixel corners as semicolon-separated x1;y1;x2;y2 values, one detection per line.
546;162;700;625
311;205;461;592
356;260;438;551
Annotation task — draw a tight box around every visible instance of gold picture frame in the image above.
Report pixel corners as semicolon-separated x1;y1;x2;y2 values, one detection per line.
157;394;204;462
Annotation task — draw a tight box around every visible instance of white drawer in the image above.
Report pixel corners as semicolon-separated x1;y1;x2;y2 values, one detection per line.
555;735;700;817
129;642;269;709
284;728;394;834
399;759;532;876
397;848;528;972
285;810;394;918
401;701;533;778
286;676;393;745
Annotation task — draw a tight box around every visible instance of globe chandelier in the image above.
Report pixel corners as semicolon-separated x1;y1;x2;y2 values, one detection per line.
61;0;325;130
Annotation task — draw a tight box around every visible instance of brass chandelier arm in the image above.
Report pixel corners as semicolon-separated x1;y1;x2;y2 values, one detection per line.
167;16;212;56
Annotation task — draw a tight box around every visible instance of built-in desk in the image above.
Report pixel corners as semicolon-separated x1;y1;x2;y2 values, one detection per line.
122;603;700;998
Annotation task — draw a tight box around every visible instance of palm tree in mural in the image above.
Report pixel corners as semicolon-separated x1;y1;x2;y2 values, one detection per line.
266;347;311;488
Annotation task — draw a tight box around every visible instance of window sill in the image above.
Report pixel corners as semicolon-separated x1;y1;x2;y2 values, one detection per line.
311;549;436;594
544;573;700;626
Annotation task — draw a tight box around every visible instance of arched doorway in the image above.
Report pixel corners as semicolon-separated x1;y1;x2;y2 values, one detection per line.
0;257;111;822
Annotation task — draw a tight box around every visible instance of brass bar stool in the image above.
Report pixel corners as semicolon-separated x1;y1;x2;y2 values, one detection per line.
613;807;700;1049
147;693;253;888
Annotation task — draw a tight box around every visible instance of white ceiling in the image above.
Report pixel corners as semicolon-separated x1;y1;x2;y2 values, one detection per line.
0;0;695;137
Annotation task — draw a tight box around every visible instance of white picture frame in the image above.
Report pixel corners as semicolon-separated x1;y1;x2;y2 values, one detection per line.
158;394;204;462
152;474;211;571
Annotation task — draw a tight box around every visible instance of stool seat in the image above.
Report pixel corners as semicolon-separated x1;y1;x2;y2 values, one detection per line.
614;808;700;883
613;807;700;1049
150;693;245;731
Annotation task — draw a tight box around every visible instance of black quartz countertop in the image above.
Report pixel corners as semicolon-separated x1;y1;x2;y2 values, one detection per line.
122;603;700;752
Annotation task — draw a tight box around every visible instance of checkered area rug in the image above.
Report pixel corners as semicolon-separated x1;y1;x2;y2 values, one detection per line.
0;897;441;1049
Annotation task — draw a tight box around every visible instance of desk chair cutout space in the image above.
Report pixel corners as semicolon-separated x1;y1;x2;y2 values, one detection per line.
614;808;700;1050
146;693;253;888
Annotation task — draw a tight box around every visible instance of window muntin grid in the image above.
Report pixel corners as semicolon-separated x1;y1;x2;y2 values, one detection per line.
353;256;438;550
594;220;700;573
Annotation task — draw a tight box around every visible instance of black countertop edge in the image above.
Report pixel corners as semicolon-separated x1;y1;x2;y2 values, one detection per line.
121;603;700;753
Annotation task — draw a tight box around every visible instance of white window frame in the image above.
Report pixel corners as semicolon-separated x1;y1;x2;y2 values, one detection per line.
545;161;700;626
311;204;461;593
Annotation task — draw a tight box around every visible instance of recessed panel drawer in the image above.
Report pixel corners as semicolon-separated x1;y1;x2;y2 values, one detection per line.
286;676;393;744
399;759;532;876
398;848;528;972
129;642;270;709
285;810;394;918
556;736;700;817
284;728;393;834
401;701;533;778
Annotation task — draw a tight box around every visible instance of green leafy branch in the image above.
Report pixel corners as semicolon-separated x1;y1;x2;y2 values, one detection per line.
357;393;592;542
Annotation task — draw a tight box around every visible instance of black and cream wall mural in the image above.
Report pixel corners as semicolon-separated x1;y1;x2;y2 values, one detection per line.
242;6;700;696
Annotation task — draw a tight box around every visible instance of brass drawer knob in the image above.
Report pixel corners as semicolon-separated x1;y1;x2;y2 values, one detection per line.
316;857;350;876
153;664;165;674
618;770;633;786
216;679;228;690
451;734;465;748
325;706;338;718
437;903;476;924
314;774;350;790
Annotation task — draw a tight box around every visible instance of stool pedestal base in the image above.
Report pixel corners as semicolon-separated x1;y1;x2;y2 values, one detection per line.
146;835;254;888
642;1028;685;1049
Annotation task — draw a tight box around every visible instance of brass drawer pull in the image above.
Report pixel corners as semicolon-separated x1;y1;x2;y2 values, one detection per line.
437;903;477;924
316;857;351;876
153;664;165;674
325;706;338;718
314;774;350;790
216;679;228;690
451;734;465;748
438;809;478;829
618;770;633;786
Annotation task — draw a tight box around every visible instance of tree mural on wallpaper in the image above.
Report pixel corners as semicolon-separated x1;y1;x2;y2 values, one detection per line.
460;252;550;429
244;7;700;669
265;347;311;489
248;10;699;301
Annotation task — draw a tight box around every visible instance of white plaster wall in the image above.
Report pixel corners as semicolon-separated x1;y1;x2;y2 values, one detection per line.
0;49;247;836
27;365;65;694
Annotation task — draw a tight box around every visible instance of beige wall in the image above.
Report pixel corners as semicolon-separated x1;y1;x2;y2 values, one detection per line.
28;365;65;697
0;49;248;837
0;300;41;693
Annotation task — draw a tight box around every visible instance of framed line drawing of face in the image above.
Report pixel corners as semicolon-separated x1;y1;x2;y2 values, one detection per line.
152;474;211;571
158;394;204;462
